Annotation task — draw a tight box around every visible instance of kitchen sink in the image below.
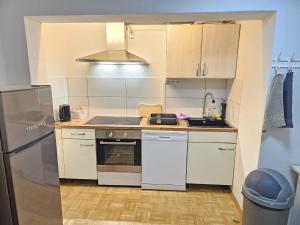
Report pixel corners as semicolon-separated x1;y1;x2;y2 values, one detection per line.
187;118;229;127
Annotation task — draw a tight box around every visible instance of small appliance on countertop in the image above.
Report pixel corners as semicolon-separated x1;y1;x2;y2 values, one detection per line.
59;104;71;122
149;113;178;125
70;107;87;119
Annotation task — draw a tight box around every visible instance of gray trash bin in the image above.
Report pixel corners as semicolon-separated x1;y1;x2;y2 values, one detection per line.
242;168;294;225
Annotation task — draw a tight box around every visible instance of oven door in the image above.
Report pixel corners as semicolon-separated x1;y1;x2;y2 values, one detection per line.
96;139;141;173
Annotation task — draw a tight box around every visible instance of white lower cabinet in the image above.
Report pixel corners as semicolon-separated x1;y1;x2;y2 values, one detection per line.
187;132;237;185
63;139;97;179
55;129;65;178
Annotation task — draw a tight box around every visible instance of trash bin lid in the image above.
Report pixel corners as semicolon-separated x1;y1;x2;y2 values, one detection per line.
242;168;294;209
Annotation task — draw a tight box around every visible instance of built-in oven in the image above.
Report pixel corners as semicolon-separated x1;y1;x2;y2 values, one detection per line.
95;129;141;186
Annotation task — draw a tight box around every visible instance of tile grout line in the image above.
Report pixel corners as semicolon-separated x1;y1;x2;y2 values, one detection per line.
125;79;128;117
86;77;90;116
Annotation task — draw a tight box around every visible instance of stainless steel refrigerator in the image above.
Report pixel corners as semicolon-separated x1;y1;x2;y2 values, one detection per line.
0;86;63;225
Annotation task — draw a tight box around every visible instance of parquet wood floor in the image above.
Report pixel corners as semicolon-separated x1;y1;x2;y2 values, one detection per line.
60;182;242;225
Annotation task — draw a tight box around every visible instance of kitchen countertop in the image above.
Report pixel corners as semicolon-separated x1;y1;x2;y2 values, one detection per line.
55;116;238;132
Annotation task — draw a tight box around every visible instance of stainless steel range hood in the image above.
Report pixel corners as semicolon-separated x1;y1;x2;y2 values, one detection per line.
76;23;149;65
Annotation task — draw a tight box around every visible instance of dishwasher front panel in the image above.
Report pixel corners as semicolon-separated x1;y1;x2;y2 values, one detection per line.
141;130;187;191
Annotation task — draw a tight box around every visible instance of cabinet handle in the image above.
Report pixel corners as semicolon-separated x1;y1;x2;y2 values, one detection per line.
99;141;136;146
202;63;207;76
80;144;94;147
196;63;200;77
218;147;235;151
71;133;86;136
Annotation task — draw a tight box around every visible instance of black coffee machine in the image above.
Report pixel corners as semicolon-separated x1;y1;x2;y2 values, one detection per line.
59;104;71;122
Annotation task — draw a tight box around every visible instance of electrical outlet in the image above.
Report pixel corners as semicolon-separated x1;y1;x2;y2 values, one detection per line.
165;79;180;85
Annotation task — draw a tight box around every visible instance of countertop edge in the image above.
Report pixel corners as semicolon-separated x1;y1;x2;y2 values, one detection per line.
55;117;238;133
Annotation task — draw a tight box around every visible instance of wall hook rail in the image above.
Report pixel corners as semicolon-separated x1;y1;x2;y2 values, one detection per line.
272;53;300;70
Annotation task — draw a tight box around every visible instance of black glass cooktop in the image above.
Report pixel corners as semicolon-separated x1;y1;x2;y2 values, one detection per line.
86;116;141;125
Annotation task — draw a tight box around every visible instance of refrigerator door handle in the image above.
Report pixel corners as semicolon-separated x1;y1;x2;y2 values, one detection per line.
4;131;55;156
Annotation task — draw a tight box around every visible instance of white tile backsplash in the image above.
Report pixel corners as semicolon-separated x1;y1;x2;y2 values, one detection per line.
126;97;164;117
166;79;205;98
50;75;228;117
205;79;227;99
126;78;163;98
48;77;68;100
69;96;89;109
165;98;204;117
88;77;126;97
68;77;87;97
89;97;126;116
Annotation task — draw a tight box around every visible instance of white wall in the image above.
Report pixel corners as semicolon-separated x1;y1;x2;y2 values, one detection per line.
0;35;7;85
24;18;47;85
42;23;107;78
227;20;275;206
228;18;276;207
2;1;300;224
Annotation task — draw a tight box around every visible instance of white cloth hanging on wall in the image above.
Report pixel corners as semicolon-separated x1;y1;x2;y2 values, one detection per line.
263;74;286;130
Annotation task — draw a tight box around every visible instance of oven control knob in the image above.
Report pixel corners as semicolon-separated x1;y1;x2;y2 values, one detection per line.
108;131;113;138
123;132;128;138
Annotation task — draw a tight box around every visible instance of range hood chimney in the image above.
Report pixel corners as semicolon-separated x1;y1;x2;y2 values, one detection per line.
76;23;149;65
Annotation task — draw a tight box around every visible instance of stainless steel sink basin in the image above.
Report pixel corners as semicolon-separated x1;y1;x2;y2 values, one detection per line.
187;118;228;127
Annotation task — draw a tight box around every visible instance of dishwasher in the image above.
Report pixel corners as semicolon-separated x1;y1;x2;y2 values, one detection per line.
141;130;188;191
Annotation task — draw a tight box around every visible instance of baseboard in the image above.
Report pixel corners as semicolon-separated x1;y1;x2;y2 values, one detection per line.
230;193;243;214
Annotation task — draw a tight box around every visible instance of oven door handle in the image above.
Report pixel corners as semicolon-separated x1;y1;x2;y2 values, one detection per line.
99;141;137;146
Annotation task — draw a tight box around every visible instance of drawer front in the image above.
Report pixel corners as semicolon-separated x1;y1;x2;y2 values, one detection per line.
187;143;236;185
188;131;237;143
62;128;95;140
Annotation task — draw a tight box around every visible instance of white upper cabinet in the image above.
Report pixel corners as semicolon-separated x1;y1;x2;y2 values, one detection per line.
166;24;203;78
200;24;240;79
166;24;240;79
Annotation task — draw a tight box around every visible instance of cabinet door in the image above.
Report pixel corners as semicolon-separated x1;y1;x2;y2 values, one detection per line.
63;139;97;179
187;143;236;185
55;129;65;178
166;24;202;78
201;24;240;78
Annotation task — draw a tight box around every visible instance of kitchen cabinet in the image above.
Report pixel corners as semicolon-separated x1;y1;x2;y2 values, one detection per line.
200;24;240;78
189;131;237;143
55;128;65;178
63;139;97;179
166;24;203;78
61;128;97;180
166;24;240;79
62;128;95;140
187;132;237;185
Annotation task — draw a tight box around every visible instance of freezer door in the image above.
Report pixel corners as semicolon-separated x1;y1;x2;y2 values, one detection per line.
0;86;54;153
4;133;63;225
0;140;13;225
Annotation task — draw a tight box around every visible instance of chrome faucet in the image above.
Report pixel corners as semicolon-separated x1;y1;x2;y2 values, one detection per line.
203;92;215;118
